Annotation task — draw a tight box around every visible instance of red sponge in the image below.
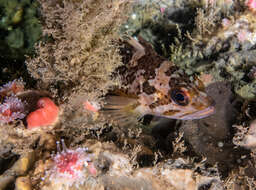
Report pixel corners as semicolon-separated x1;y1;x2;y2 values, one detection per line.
26;97;59;129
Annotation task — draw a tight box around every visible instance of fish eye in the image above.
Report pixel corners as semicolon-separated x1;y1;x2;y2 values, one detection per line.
171;89;189;106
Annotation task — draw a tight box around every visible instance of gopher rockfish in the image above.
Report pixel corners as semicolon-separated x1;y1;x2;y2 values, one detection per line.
86;37;215;127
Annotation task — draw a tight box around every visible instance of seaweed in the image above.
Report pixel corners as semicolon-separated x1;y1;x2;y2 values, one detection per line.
0;0;42;62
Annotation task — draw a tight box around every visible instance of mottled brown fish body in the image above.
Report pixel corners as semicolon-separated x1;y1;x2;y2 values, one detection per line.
103;37;215;126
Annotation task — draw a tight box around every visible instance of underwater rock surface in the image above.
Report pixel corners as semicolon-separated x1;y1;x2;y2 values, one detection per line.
181;82;239;167
37;141;224;190
1;0;256;189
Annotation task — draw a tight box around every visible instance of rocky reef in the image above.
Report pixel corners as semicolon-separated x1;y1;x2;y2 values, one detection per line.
1;0;256;190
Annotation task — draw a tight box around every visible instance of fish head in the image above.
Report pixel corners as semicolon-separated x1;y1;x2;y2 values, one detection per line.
150;76;215;120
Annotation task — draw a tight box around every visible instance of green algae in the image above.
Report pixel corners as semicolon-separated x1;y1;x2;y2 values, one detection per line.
236;82;256;100
0;0;42;61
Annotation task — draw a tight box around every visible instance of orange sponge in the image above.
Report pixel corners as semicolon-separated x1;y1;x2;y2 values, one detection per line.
26;97;59;129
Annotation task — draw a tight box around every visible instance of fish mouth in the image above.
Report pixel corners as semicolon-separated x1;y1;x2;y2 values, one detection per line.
180;105;215;120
